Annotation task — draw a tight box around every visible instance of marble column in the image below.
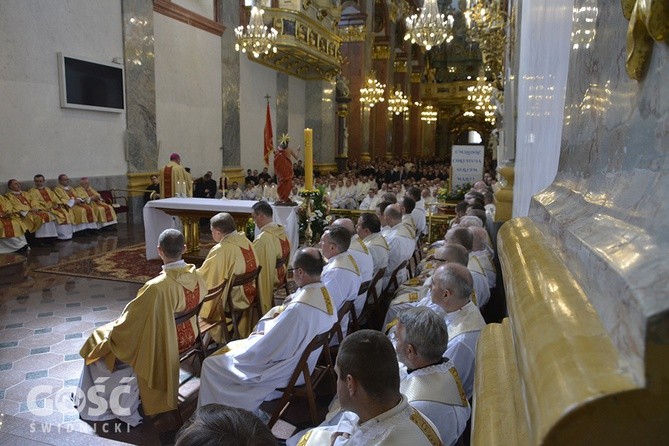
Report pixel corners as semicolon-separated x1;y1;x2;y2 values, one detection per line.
219;4;241;176
276;73;289;134
122;0;157;222
305;80;336;173
410;71;422;156
372;39;391;160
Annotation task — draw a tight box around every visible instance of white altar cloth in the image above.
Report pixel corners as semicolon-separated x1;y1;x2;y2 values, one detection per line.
143;198;299;260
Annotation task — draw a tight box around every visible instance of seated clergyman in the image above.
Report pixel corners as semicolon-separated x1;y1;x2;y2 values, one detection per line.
75;229;207;426
197;248;338;415
297;330;443;446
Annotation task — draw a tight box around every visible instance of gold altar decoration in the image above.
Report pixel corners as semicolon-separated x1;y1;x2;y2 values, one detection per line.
338;24;366;42
235;6;278;58
404;0;455;51
464;0;507;77
239;7;343;81
359;75;386;107
622;0;668;80
387;86;409;115
386;0;412;23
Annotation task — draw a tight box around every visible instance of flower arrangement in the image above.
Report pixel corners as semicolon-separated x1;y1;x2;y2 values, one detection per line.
436;183;473;201
297;185;331;244
245;217;256;241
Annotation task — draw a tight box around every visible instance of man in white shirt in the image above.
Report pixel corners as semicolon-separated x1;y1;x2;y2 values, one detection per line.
359;187;379;211
444;227;490;309
395;307;471;446
382;204;415;293
331;218;374;316
225;181;243;199
430;263;486;400
243;180;258;200
407;187;427;237
355;213;389;302
320;226;362;335
296;330;442;446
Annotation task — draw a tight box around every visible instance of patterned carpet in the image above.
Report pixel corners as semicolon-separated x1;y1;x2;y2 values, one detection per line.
34;244;163;284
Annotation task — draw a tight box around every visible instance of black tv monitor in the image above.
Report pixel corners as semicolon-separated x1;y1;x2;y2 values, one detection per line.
57;52;125;113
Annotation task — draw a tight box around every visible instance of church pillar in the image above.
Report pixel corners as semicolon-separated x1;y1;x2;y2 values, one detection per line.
219;2;243;185
339;17;366;161
306;80;337;175
392;57;408;158
372;41;391;160
410;71;422;157
121;0;157;222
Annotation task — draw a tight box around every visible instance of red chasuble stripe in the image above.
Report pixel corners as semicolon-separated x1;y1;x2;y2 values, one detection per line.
163;166;173;198
177;283;201;354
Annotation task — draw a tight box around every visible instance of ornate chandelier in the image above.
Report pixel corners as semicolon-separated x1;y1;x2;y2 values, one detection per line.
421;104;438;123
387;87;409;115
464;0;507;76
467;73;497;124
235;6;278;59
359;76;386;107
404;0;454;51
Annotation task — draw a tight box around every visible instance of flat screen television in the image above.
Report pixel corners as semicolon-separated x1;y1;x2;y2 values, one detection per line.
57;52;125;113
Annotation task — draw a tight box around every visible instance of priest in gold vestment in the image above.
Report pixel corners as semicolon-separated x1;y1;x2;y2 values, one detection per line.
28;174;75;240
159;153;193;198
75;177;117;228
0;194;28;253
198;212;259;341
53;174;97;232
76;229;206;425
251;201;291;314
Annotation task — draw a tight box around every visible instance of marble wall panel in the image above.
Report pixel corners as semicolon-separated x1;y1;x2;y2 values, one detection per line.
220;3;241;168
0;0;126;180
305;81;336;165
276;73;289;135
122;0;157;173
527;0;669;385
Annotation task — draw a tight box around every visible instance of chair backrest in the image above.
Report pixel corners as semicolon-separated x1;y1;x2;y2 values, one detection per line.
199;281;227;322
358;280;371;296
380;260;409;309
175;299;205;357
279;330;332;398
368;267;386;304
224;266;263;340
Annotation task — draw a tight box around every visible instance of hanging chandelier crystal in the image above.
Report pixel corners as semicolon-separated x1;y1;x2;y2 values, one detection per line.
404;0;455;51
235;6;278;59
359;76;386;107
421;104;438;122
467;73;497;124
387;87;409;115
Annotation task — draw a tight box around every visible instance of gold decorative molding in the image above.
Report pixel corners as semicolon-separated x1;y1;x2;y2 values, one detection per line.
373;45;390;59
153;0;224;36
411;72;422;83
246;7;343;81
493;164;514;222
221;167;245;186
127;172;158;197
338;24;366;42
315;163;339;175
393;60;407;73
623;0;668;80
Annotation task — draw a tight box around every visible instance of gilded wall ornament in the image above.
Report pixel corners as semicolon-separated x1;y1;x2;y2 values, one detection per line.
622;0;668;80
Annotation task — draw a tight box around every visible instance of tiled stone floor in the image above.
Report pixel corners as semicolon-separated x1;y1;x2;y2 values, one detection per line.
0;224;193;445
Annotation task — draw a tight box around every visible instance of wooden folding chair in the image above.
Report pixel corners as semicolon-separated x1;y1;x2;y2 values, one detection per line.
347;280;370;333
273;255;292;306
380;260;409;312
223;266;263;342
175;300;206;384
259;329;335;428
358;267;386;330
197;282;227;355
